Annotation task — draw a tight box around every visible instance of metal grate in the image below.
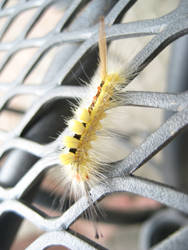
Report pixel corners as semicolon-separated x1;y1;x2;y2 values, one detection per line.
0;0;187;249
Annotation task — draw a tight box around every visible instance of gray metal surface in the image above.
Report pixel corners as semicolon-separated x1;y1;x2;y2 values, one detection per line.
164;34;188;192
0;0;187;249
140;209;188;250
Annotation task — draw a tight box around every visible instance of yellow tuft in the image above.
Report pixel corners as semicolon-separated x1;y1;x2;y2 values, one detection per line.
60;152;75;165
63;136;80;149
105;73;124;84
70;120;85;134
79;108;90;123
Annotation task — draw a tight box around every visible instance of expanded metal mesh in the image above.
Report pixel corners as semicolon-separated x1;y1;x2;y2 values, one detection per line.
0;0;187;249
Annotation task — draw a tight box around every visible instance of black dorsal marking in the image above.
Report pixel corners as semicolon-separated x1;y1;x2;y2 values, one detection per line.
70;148;77;154
74;134;81;140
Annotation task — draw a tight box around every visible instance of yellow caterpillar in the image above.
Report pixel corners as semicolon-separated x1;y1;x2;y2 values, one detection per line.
59;17;129;201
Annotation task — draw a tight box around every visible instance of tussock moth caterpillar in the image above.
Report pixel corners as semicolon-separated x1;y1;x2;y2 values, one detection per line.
59;17;131;213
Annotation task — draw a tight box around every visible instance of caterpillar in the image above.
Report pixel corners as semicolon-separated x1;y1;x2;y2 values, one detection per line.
59;17;131;206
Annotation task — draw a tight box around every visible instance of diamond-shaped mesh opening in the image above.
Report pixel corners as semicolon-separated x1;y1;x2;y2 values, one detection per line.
0;0;188;249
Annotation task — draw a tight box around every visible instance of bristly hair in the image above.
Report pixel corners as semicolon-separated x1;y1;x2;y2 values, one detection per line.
57;16;132;226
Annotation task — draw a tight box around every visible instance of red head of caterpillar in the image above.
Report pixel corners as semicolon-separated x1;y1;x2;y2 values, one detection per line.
59;17;129;212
